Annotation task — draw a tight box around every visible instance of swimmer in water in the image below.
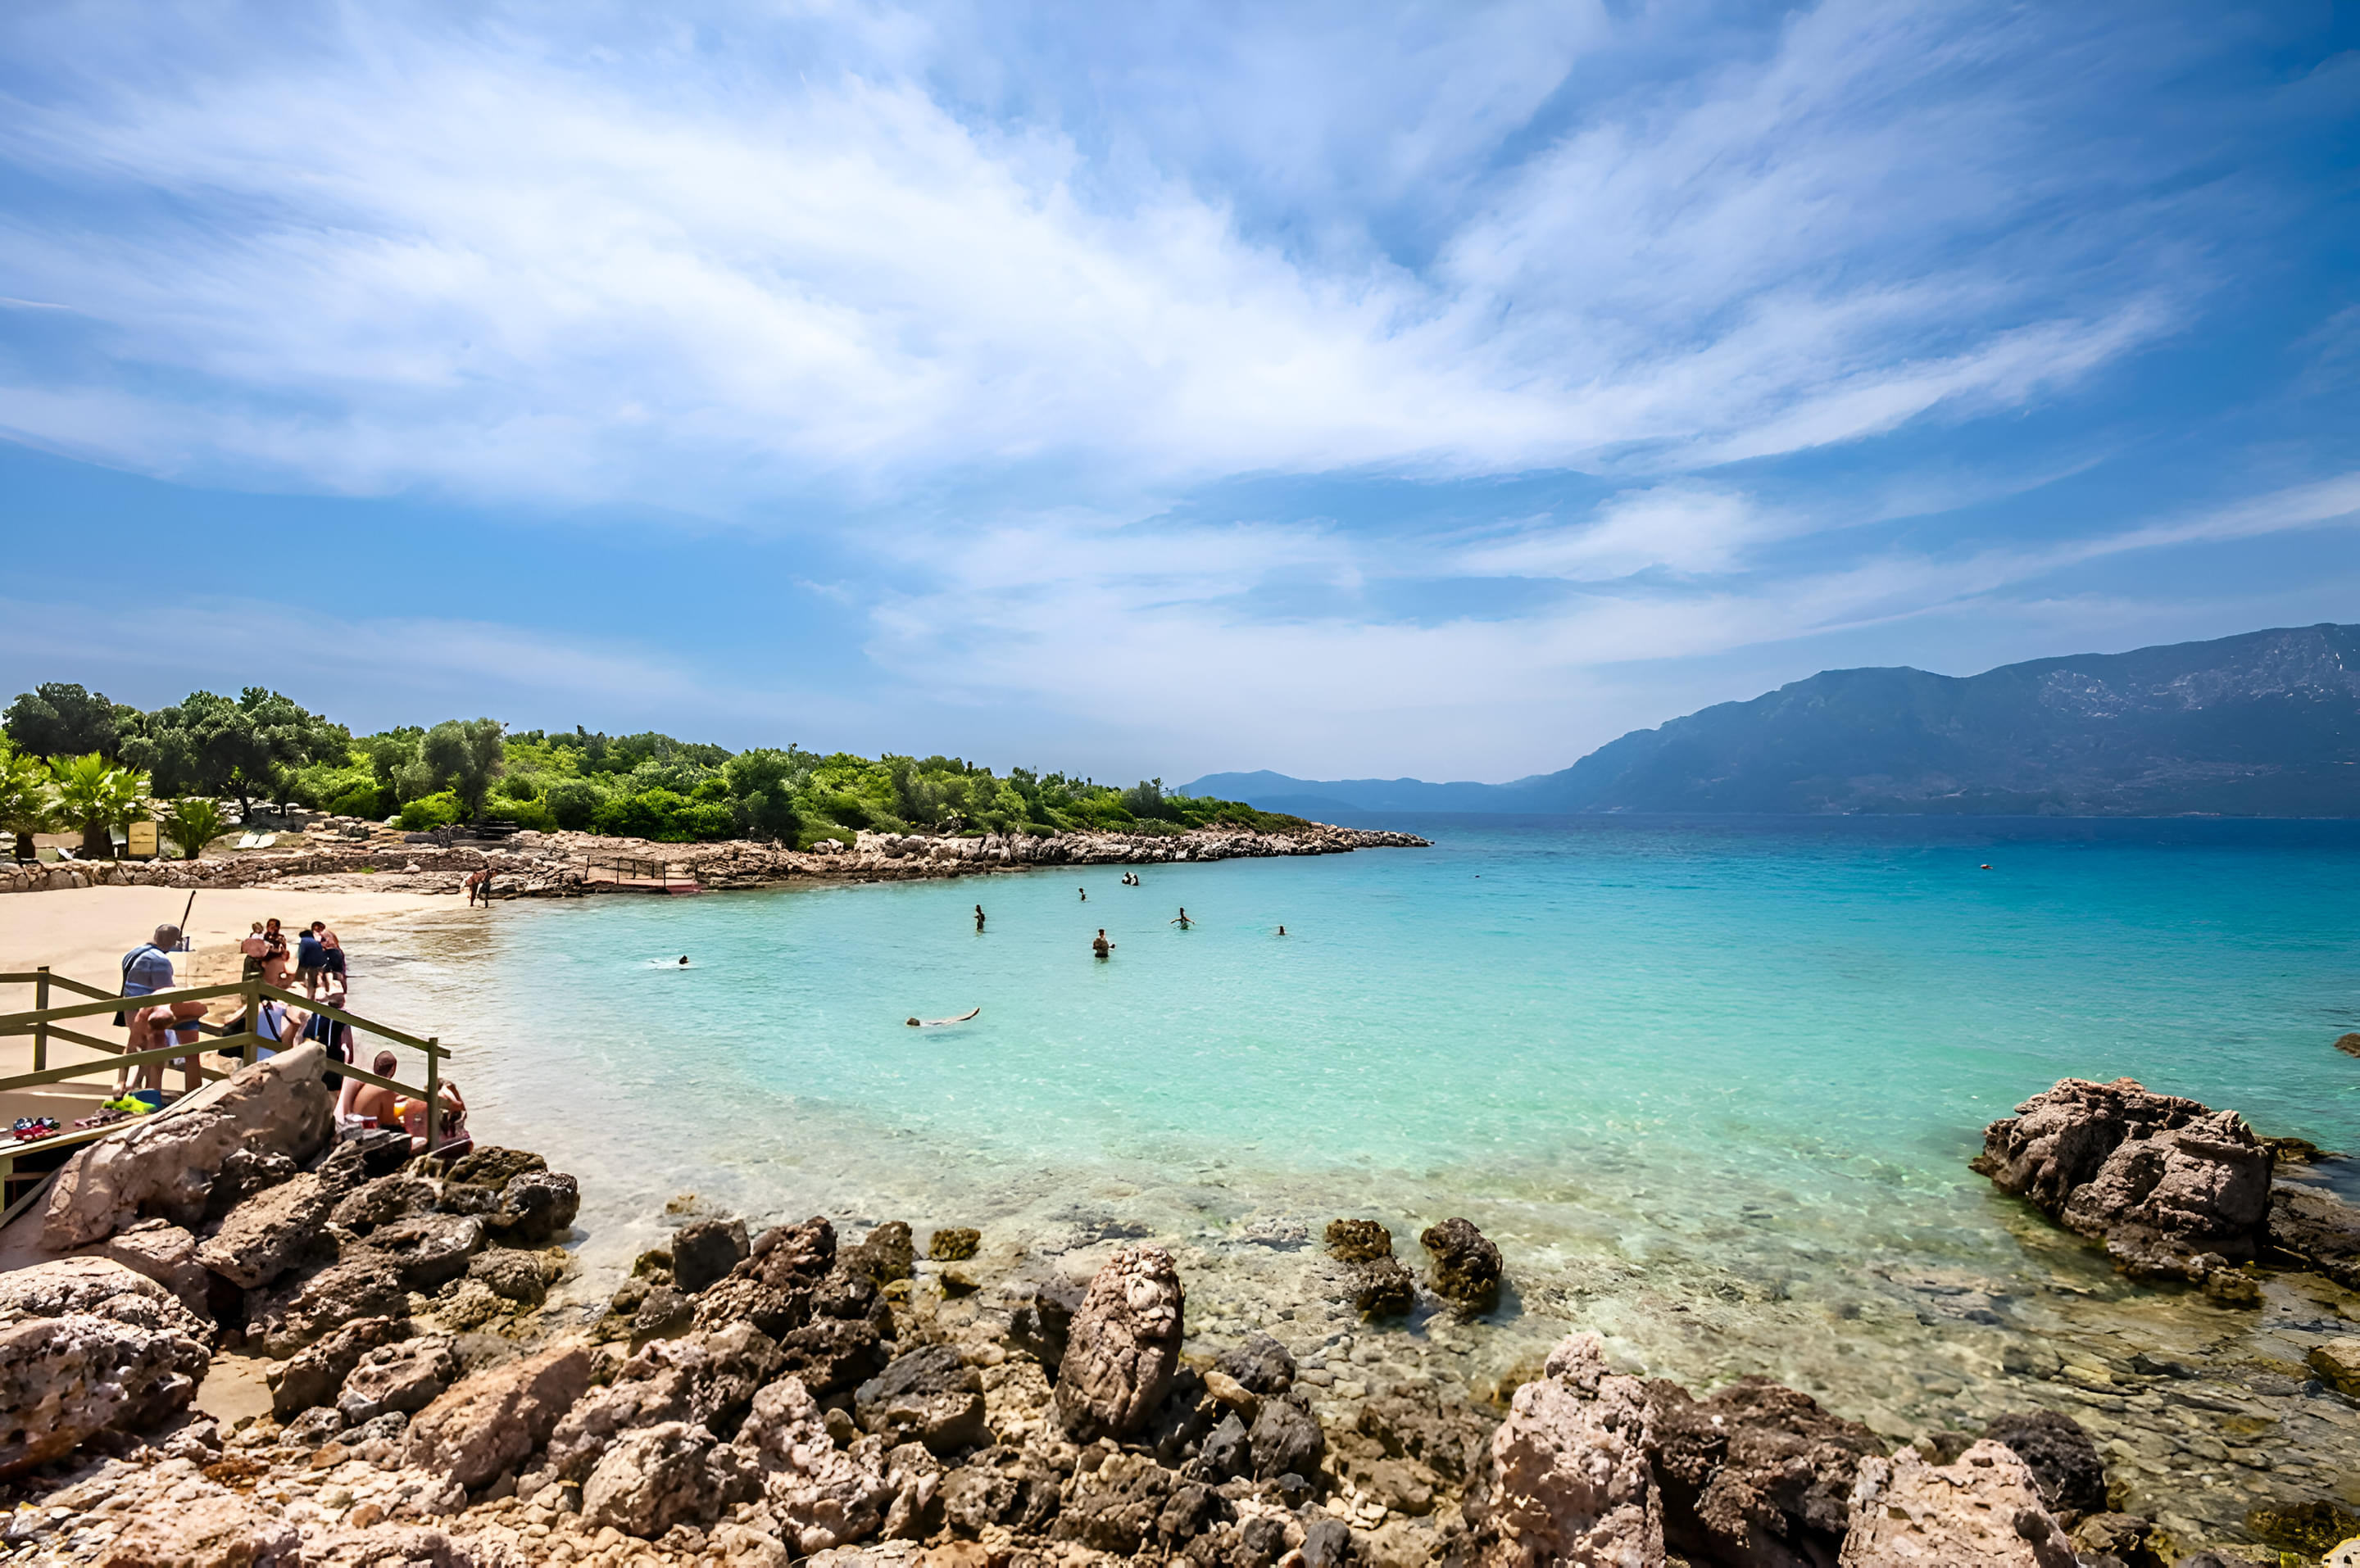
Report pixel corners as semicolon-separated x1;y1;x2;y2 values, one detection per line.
906;1007;982;1026
1276;925;1287;936
1170;907;1191;928
1078;886;1087;901
974;904;986;931
1092;928;1113;958
678;956;689;967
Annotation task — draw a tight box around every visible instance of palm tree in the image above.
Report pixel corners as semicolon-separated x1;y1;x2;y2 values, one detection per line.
48;753;150;859
0;743;54;863
157;796;228;861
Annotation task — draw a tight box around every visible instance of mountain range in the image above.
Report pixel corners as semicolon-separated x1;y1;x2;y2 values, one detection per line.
1179;623;2360;818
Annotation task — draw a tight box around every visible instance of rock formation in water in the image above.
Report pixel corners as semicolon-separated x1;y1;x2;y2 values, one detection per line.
1054;1245;1186;1440
1972;1076;2276;1282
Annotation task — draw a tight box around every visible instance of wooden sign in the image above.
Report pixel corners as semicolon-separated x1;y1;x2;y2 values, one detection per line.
125;820;158;859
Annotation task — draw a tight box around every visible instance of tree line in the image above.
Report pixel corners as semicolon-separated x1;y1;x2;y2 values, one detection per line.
1;682;1293;858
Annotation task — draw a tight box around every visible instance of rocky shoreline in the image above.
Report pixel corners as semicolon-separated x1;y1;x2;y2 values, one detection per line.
4;1056;2359;1566
0;823;1429;900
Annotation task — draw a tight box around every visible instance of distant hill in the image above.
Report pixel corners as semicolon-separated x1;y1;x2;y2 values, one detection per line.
1180;623;2360;818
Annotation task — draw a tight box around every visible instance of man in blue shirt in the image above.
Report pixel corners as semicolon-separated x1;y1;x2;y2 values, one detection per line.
295;923;329;998
115;923;179;1094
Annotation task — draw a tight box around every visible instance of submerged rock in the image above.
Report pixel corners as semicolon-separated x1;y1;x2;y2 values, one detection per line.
1351;1255;1418;1318
1981;1410;2107;1525
1055;1246;1185;1440
1838;1439;2073;1566
1473;1331;1661;1566
1421;1217;1503;1312
928;1226;980;1262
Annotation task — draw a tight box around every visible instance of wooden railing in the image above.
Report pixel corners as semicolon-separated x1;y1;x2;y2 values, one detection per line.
0;968;454;1147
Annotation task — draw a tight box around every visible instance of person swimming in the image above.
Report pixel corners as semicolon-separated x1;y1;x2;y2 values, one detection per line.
678;956;690;966
1276;925;1287;936
1170;907;1192;928
905;1007;982;1026
1092;928;1113;958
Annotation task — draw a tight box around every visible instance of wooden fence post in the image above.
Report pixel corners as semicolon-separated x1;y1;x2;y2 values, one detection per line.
424;1038;441;1152
33;966;48;1073
241;970;261;1068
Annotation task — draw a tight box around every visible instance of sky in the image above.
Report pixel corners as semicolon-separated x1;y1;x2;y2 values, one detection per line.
1;1;2356;784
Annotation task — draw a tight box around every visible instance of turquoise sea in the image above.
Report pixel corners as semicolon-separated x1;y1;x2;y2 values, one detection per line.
359;813;2360;1527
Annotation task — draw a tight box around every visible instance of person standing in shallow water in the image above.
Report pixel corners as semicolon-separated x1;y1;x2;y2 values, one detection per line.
974;904;986;931
1092;929;1113;959
1078;886;1087;901
1170;907;1192;929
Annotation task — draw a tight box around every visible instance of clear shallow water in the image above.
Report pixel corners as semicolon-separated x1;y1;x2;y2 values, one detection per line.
351;815;2360;1535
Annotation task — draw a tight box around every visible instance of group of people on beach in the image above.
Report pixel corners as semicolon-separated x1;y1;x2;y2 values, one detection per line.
108;917;467;1158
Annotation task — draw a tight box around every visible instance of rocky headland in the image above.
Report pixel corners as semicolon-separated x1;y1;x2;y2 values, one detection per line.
5;1055;2360;1566
0;823;1428;900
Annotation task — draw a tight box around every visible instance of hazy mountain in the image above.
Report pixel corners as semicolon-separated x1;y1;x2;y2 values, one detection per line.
1179;623;2360;818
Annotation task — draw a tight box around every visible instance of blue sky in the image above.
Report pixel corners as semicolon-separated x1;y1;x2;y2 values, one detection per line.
1;1;2355;782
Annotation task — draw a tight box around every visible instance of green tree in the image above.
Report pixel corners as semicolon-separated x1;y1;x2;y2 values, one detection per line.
123;691;269;816
48;754;149;859
421;718;506;818
0;742;56;862
236;688;351;813
157;796;227;860
545;778;603;831
4;683;124;759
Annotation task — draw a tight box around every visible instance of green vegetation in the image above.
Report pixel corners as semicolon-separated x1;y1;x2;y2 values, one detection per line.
2;684;1305;847
0;741;57;862
157;796;228;860
48;754;150;859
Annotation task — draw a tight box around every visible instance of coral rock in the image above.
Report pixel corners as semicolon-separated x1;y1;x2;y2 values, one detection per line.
1055;1246;1185;1440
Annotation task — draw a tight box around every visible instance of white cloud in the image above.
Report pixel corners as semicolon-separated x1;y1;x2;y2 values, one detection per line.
0;0;2189;507
1458;485;1773;580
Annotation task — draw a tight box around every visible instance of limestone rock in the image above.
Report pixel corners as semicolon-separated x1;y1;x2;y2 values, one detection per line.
1972;1077;2204;1215
88;1489;301;1567
197;1172;338;1290
1345;1255;1413;1318
42;1040;335;1250
856;1344;987;1455
1421;1218;1503;1312
842;1221;915;1285
202;1148;299;1223
445;1145;546;1188
2269;1184;2360;1287
250;1260;408;1358
1006;1276;1083;1371
405;1339;593;1491
328;1172;442;1235
2308;1337;2360;1397
1645;1374;1881;1566
583;1420;745;1538
1054;1450;1176;1555
356;1212;485;1292
928;1226;979;1262
546;1324;783;1481
730;1374;898;1554
468;1247;562;1305
1475;1331;1661;1566
1055;1245;1185;1440
1838;1439;2074;1566
695;1216;836;1339
1216;1333;1296;1395
1249;1391;1325;1482
2057;1109;2274;1279
673;1217;751;1294
337;1335;458;1423
776;1269;893;1398
0;1311;211;1475
266;1316;411;1417
940;1447;1060;1536
98;1219;213;1320
1326;1219;1395;1262
484;1170;579;1247
0;1255;208;1339
1980;1412;2105;1524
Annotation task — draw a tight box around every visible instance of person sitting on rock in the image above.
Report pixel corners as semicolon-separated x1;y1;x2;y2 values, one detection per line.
347;1050;402;1128
401;1078;470;1158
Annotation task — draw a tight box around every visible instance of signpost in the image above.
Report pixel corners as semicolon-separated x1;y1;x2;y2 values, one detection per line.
125;820;158;859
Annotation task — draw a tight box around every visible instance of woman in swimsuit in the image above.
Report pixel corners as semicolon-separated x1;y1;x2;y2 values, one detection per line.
261;919;291;987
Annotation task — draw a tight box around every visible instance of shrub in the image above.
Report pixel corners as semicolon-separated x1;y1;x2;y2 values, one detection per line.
328;782;386;818
498;774;538;802
546;778;603;831
397;791;464;832
592;790;674;840
502;797;557;833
